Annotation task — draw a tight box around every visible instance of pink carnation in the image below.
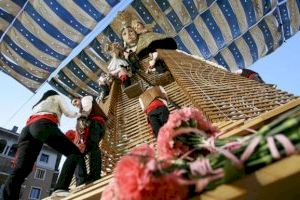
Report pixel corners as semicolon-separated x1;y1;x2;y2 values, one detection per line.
157;107;220;160
130;143;155;158
101;179;118;200
140;173;189;200
114;144;156;200
113;144;189;200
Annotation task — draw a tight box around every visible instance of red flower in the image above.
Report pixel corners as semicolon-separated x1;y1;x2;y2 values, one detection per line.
101;179;118;200
157;107;220;160
112;144;189;200
114;144;155;200
130;143;155;158
140;173;189;200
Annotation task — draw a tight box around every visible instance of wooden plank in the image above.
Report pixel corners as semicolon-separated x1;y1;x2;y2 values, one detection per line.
220;98;300;138
217;119;245;134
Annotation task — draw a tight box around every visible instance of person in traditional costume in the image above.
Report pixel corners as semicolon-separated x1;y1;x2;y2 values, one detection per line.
129;19;177;58
106;42;132;88
65;118;90;186
120;24;140;74
131;19;150;34
122;19;177;74
97;72;111;102
235;68;265;83
71;95;107;184
2;90;83;199
139;86;169;137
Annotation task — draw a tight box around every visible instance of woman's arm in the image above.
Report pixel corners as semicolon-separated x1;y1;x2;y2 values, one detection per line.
57;95;80;118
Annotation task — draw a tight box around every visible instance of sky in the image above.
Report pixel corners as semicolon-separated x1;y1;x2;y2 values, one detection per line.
0;21;299;134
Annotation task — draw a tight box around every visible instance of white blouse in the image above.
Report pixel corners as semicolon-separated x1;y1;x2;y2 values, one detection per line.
32;95;79;121
107;57;129;76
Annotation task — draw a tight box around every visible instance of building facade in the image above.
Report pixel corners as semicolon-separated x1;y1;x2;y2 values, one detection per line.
0;126;61;200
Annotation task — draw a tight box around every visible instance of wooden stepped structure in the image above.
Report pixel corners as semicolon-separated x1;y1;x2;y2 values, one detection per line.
44;50;299;200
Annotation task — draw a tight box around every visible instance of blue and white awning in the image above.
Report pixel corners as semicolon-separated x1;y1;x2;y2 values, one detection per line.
0;0;120;91
50;0;300;98
1;0;299;97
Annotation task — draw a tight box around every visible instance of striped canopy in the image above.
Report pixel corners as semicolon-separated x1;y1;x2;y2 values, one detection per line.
0;0;120;91
1;0;299;97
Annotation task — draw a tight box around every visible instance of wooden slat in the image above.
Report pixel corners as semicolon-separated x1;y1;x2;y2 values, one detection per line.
220;98;300;138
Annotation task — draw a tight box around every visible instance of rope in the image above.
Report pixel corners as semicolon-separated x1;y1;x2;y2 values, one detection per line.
3;92;35;127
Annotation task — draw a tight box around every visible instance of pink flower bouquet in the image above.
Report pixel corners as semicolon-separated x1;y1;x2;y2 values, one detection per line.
101;106;300;199
157;107;220;160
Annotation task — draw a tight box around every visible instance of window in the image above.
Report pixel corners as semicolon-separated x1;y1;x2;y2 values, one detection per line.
0;139;7;154
7;144;17;157
35;168;46;180
29;187;41;200
39;153;49;163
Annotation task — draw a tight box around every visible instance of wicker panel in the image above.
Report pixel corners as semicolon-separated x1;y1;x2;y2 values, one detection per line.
158;49;297;122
